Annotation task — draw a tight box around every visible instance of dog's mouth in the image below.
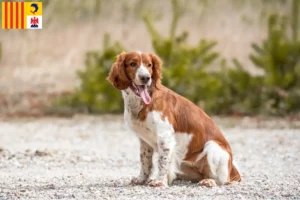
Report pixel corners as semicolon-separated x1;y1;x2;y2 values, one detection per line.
130;82;151;105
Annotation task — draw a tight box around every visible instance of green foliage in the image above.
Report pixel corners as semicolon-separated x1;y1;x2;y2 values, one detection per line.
212;0;300;116
144;0;220;106
57;0;300;116
142;0;260;115
143;0;300;115
210;0;300;115
248;1;300;115
57;0;223;114
56;34;124;113
203;59;261;115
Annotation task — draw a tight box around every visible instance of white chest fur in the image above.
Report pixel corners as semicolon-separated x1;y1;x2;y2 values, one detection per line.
122;89;192;164
122;89;159;150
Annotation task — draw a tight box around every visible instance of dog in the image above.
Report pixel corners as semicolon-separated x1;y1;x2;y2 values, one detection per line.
107;51;241;187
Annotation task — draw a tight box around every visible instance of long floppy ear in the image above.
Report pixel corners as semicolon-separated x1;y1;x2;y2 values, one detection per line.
107;52;131;90
150;53;162;89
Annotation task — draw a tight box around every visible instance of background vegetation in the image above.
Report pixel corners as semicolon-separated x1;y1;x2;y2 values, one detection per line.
56;0;300;116
0;0;299;116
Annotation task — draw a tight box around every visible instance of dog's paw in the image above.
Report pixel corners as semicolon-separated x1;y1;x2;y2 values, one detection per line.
131;177;147;185
148;179;167;187
199;179;217;187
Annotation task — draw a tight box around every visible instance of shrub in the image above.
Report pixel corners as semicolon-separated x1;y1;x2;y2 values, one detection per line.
215;0;300;116
56;34;124;113
204;59;261;115
142;0;259;115
56;0;300;116
247;0;300;115
144;0;220;107
56;0;222;114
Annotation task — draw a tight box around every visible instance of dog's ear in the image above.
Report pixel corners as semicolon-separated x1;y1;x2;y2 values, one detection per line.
107;52;131;90
149;53;162;89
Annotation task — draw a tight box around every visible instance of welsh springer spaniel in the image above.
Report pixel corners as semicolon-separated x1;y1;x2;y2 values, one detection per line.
107;51;241;187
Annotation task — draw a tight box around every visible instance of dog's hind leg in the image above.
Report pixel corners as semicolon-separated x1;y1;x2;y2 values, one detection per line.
194;140;232;187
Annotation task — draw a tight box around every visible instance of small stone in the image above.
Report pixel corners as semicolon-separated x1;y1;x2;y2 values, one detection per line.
34;150;50;157
47;184;56;189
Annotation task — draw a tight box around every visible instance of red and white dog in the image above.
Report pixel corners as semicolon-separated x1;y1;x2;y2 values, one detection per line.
107;51;241;187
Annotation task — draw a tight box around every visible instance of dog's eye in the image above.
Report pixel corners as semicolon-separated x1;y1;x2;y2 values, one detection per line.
148;64;152;67
130;62;137;67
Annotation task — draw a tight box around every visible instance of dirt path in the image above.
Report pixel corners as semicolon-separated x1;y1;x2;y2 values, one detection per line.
0;116;299;200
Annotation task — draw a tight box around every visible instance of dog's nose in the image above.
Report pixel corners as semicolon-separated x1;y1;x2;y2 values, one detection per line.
140;75;150;84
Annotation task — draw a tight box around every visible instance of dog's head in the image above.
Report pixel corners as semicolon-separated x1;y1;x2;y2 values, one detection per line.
107;51;162;104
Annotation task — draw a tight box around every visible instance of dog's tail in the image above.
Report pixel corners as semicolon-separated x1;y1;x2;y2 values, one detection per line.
230;160;241;182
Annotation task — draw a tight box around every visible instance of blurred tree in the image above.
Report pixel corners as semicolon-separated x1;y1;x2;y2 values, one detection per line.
144;0;220;105
214;0;300;115
54;0;300;116
247;0;300;114
56;34;124;113
55;0;222;114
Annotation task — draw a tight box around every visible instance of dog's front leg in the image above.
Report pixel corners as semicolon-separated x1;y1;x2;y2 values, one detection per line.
131;139;153;185
148;133;175;187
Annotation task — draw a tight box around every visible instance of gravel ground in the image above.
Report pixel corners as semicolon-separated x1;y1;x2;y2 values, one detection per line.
0;116;299;200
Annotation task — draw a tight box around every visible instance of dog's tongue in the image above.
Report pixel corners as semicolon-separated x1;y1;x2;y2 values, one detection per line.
138;85;151;105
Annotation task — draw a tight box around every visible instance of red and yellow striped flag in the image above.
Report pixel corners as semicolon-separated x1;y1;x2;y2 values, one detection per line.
2;2;42;29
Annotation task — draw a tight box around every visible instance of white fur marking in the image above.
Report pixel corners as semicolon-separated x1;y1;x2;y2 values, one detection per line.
196;141;230;185
145;112;175;184
122;102;179;185
167;133;193;184
131;139;153;184
122;90;143;119
173;134;193;173
134;51;151;86
135;66;150;81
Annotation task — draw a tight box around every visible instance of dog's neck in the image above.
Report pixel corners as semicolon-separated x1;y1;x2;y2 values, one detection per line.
122;88;145;118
